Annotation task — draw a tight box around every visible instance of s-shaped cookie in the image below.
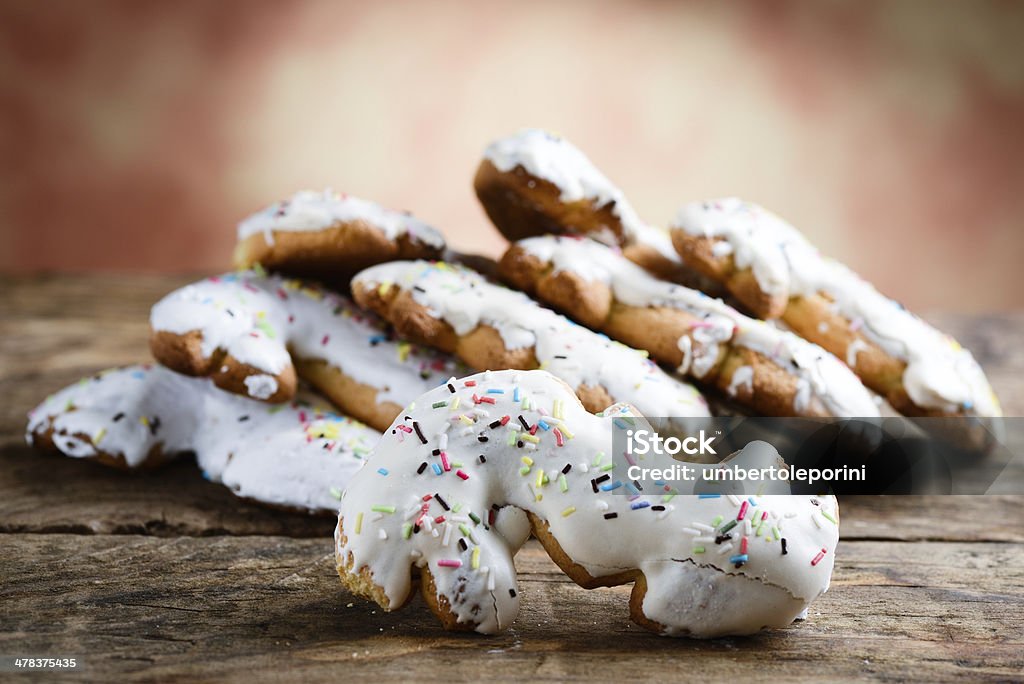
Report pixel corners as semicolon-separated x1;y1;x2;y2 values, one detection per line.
234;189;446;286
27;365;378;513
670;199;1001;426
500;235;880;418
350;260;712;421
150;270;467;431
335;369;839;637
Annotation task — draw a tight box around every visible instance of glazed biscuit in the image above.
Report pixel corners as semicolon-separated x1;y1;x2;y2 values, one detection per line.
150;270;467;431
335;369;839;637
350;260;712;421
234;189;445;287
499;236;880;418
670;199;1001;427
26;365;378;513
474;129;720;293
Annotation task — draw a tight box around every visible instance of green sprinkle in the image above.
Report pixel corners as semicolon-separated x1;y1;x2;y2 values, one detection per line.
329;487;343;500
712;515;724;527
719;519;738;534
432;401;447;409
371;505;396;514
402;523;412;539
600;463;614;472
468;512;481;525
459;524;472;537
559;474;568;493
520;466;531;476
692;546;706;554
821;510;838;525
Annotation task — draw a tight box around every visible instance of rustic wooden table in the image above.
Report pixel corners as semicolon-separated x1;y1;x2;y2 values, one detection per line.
1;275;1022;682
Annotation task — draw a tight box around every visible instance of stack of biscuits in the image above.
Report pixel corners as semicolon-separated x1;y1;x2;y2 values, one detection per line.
26;129;1001;637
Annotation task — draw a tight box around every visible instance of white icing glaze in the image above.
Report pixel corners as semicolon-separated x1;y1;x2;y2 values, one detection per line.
672;198;1001;416
26;365;379;513
237;188;445;250
336;369;838;637
352;260;711;420
150;270;465;404
515;236;880;418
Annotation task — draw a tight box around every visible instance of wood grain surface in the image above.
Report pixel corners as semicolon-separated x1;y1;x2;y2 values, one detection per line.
1;275;1022;682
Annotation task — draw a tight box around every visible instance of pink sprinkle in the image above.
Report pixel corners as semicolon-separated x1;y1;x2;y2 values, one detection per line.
440;452;451;472
456;470;469;480
437;559;462;568
434;515;446;524
500;415;510;426
737;500;749;520
464;380;477;387
849;317;864;332
288;315;295;324
554;428;565;447
740;537;748;554
298;411;307;423
811;548;827;566
276;288;288;300
398;425;413;433
421;493;432;501
321;334;330;346
244;283;259;293
761;511;768;521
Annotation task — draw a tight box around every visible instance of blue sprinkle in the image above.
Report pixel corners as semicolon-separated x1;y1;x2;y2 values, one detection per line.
377;468;389;476
431;463;443;475
748;497;758;506
368;334;387;344
630;501;651;510
654;480;666;486
513;386;520;402
486;388;505;394
698;494;721;499
729;554;749;564
625;482;640;496
613;418;630;429
537;420;551;431
600;480;623;492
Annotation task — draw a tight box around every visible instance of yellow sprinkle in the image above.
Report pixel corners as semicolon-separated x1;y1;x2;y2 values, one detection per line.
536;469;545;488
459;415;474;426
521;456;534;466
93;428;106;445
561;506;576;517
354;512;363;535
139;416;149;427
471;547;481;570
378;282;392;296
520;433;539;444
560;426;575;440
397;342;411;363
450;396;461;411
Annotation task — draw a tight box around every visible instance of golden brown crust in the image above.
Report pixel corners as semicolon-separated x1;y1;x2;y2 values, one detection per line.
233;220;443;289
670;231;786;320
293;359;404;432
149;329;297;403
474;159;626;245
29;423;170;470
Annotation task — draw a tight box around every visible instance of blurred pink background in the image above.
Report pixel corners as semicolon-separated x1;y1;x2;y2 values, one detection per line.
2;0;1023;311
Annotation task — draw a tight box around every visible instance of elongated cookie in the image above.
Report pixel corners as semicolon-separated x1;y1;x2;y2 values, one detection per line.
234;189;446;286
474;129;718;292
26;365;378;513
350;260;712;420
500;236;880;418
670;199;1001;423
336;369;839;637
149;270;467;431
